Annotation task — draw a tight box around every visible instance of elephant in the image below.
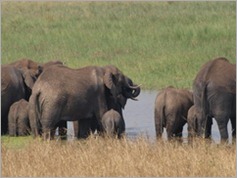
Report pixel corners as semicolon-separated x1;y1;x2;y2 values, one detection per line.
101;109;125;138
187;105;212;138
1;59;42;134
8;99;31;136
1;59;65;135
28;64;140;140
154;86;193;140
192;57;236;141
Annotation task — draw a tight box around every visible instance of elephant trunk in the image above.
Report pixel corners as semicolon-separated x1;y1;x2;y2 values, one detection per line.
129;84;141;99
124;78;141;100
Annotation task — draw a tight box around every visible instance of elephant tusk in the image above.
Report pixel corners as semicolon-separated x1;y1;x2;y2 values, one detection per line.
128;84;142;89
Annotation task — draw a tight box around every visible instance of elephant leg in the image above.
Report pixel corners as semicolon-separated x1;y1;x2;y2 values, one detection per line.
118;118;125;139
42;128;52;140
18;126;26;136
8;114;16;136
166;123;174;140
230;116;236;138
174;117;186;138
215;118;228;142
41;114;59;140
42;123;56;140
18;117;30;136
78;118;92;139
204;116;212;139
174;126;183;138
90;116;101;134
1;115;8;135
165;113;177;140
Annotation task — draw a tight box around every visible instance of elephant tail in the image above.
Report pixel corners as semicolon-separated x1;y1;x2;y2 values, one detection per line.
154;95;165;138
29;92;42;137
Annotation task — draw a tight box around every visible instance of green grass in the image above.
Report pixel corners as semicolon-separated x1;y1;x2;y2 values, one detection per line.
1;1;236;89
1;136;33;149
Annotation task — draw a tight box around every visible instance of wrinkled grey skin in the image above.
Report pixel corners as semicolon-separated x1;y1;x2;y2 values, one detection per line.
1;59;42;134
187;105;212;138
154;86;193;140
8;99;30;136
193;57;236;141
101;109;125;138
1;59;65;135
29;65;140;140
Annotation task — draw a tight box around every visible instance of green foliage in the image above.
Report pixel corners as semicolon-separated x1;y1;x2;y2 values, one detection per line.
2;1;236;89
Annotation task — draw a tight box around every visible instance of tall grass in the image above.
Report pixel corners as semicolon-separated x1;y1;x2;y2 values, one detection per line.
1;1;236;89
1;136;236;177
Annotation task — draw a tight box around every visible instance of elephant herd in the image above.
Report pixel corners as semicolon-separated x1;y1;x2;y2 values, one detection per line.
154;57;236;142
1;57;236;143
1;59;140;139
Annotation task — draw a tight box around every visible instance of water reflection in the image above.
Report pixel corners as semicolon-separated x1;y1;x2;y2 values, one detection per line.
66;90;234;143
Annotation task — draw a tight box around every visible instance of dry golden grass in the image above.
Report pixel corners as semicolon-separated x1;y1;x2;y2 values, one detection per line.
1;136;236;177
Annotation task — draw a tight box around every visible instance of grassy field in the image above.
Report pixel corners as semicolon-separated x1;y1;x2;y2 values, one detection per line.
1;136;236;177
1;1;236;177
1;1;236;89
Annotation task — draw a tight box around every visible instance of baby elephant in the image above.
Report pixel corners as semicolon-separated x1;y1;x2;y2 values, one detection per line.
102;109;125;138
187;105;212;138
8;99;31;136
154;86;193;140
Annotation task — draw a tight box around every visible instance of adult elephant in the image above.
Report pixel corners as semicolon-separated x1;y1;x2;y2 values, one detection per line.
1;59;42;134
192;57;236;142
154;86;193;140
1;59;64;135
29;64;140;140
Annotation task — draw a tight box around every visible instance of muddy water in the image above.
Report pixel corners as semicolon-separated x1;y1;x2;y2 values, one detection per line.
67;90;233;143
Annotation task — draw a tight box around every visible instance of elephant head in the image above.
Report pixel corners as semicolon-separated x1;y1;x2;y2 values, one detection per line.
103;65;141;109
11;59;43;91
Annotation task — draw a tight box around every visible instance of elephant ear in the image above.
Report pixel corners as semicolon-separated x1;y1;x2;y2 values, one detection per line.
22;70;36;89
103;66;119;97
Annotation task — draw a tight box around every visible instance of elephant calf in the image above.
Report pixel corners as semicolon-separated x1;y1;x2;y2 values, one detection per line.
187;105;213;138
154;86;193;140
8;99;30;136
101;109;125;138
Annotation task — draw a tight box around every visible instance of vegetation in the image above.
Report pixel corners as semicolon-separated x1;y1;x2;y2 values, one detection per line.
1;2;236;177
2;1;236;89
1;136;236;177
